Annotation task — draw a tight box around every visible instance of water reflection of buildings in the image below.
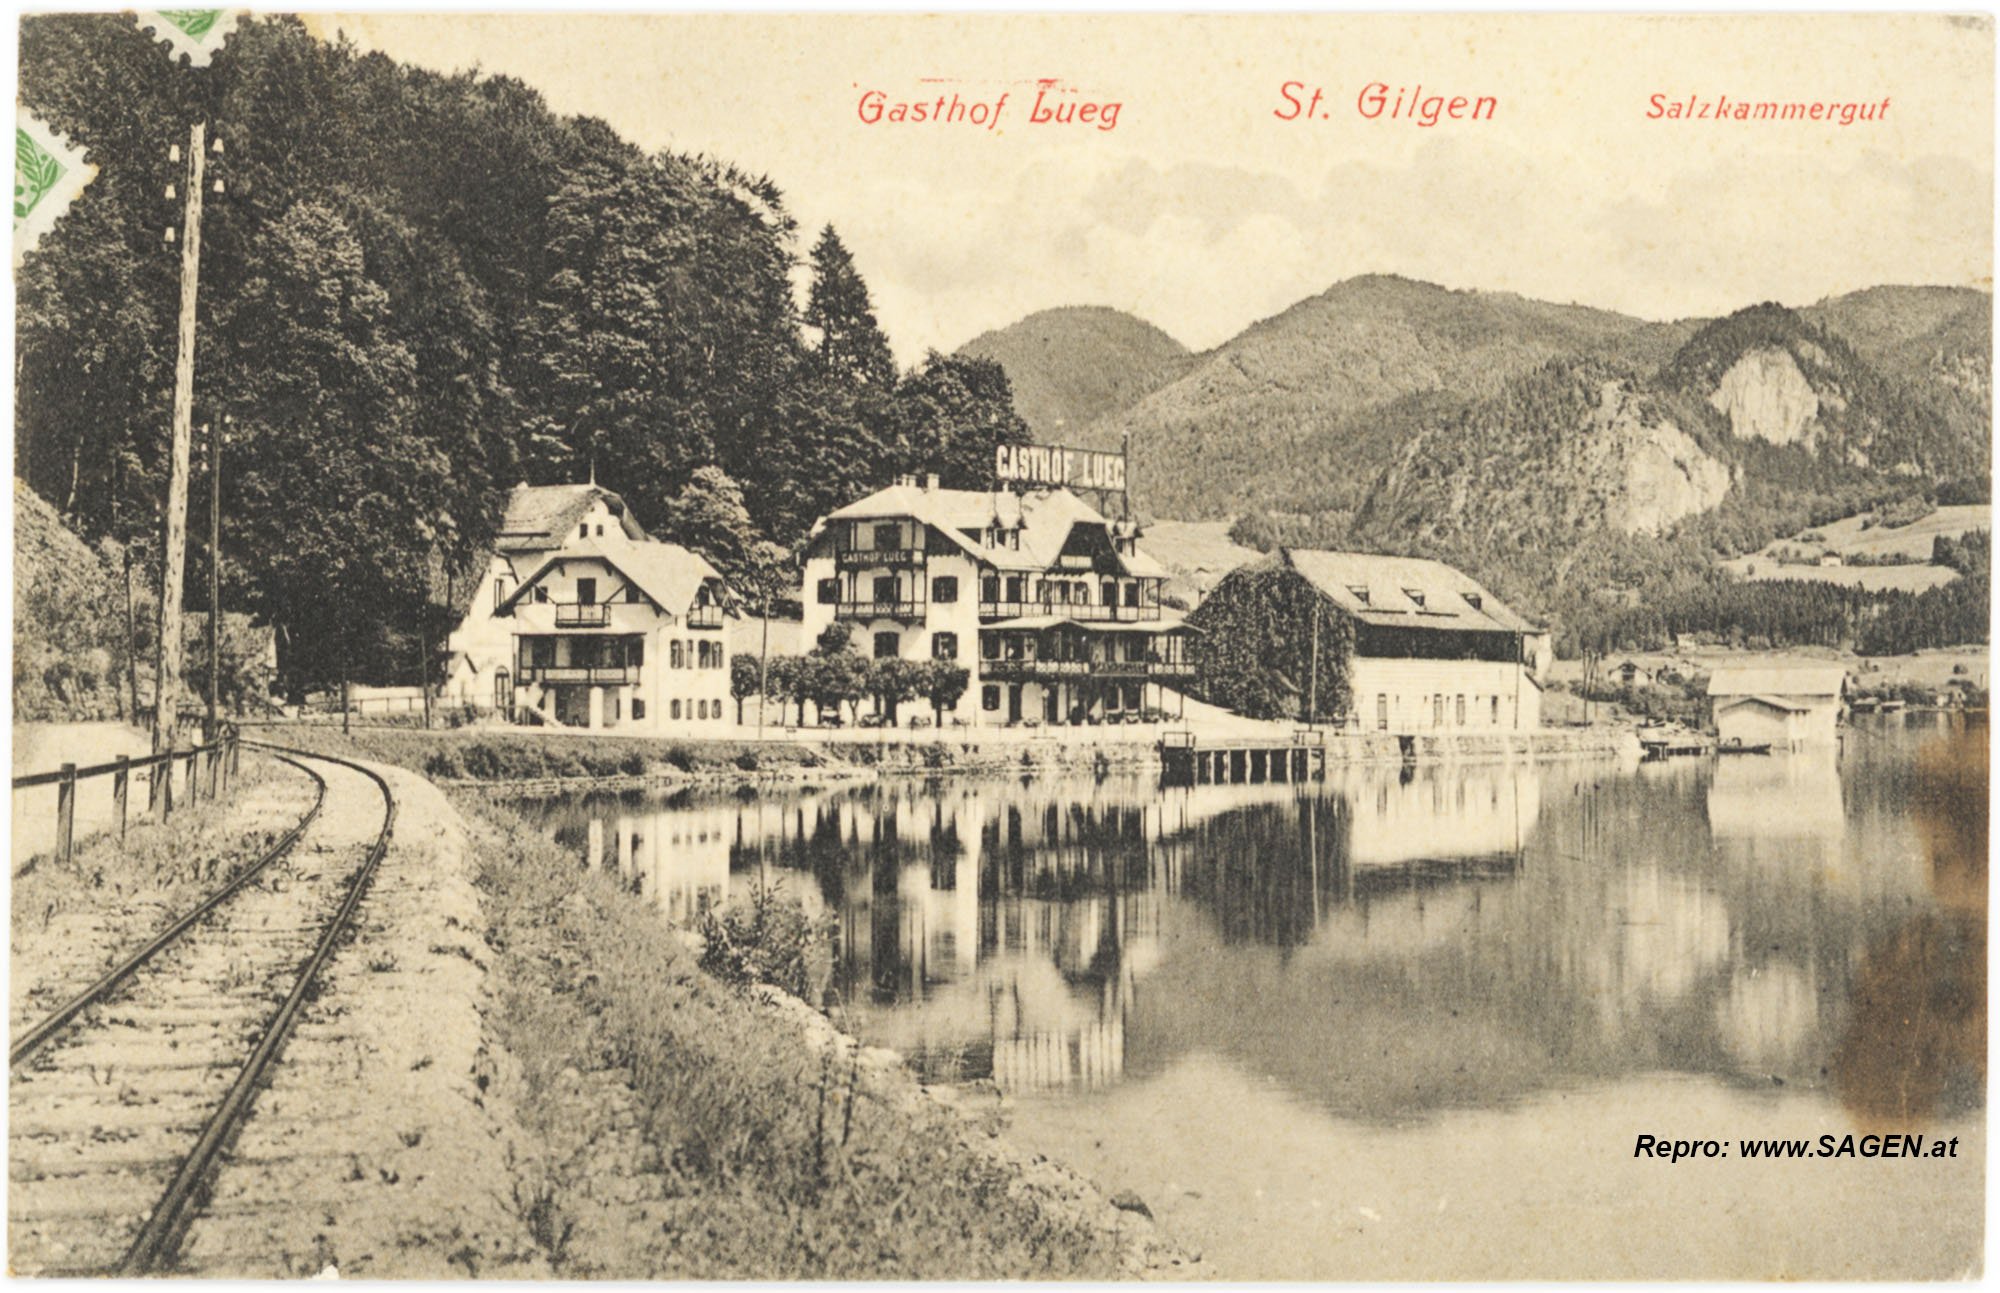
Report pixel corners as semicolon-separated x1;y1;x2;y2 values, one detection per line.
1706;749;1845;861
533;733;1956;1121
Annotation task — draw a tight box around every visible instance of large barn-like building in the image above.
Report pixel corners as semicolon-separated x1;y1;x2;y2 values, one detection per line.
1188;548;1551;733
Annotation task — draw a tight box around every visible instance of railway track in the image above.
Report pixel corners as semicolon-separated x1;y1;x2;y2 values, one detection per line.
8;745;397;1276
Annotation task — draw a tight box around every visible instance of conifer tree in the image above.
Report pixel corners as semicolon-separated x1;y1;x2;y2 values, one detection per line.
804;225;896;390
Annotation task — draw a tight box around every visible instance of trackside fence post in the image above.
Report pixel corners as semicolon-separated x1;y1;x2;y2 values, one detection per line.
55;763;77;864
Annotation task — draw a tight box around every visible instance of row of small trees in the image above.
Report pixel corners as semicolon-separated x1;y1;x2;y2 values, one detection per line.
729;625;970;727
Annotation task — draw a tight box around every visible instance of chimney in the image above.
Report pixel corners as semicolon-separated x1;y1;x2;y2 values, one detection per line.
924;472;940;492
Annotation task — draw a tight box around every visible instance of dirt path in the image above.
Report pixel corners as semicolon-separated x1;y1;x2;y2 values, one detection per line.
175;759;537;1277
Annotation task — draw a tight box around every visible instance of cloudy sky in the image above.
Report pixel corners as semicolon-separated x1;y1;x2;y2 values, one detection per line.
317;13;1992;363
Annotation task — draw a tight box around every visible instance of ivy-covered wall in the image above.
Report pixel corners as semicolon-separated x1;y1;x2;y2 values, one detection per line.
1185;561;1354;722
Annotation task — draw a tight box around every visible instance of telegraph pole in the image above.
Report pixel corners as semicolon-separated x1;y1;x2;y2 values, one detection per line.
153;121;207;756
206;417;224;741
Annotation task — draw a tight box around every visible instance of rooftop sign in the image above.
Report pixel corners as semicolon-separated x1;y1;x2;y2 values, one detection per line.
995;442;1126;492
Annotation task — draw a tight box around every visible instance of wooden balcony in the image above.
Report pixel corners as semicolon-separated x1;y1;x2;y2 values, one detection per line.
980;601;1160;623
554;602;611;628
981;658;1192;681
686;604;724;629
518;665;640;685
835;599;926;622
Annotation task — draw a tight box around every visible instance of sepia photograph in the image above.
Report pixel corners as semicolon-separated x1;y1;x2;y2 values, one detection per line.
8;9;1991;1280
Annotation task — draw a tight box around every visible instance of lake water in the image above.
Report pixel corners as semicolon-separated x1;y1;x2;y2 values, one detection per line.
519;714;1984;1279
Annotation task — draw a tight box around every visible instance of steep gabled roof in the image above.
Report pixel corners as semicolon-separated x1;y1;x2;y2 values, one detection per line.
498;539;726;618
496;483;647;553
1280;549;1538;634
1707;666;1847;698
816;483;1165;577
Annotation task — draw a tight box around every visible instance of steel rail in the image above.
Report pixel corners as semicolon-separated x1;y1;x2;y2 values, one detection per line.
8;752;327;1068
118;743;398;1275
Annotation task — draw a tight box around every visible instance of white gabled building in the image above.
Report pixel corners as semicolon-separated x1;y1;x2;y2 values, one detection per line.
1707;666;1847;750
444;482;735;732
798;474;1194;726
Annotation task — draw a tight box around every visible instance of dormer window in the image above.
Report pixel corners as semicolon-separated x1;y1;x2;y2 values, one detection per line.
1347;585;1371;605
1404;589;1426;609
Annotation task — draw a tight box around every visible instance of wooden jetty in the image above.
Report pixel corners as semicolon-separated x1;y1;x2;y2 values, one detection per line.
1158;730;1329;787
1639;733;1714;760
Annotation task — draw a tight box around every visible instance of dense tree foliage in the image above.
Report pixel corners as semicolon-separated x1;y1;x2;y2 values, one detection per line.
1184;561;1354;722
18;14;1029;696
1857;575;1992;656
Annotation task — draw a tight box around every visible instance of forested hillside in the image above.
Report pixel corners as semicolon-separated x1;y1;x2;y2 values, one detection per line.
1322;300;1992;656
17;15;1028;693
1086;275;1699;520
955;307;1191;440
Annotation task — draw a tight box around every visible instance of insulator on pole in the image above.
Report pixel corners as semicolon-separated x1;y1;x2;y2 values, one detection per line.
165;183;176;200
169;144;181;163
211;136;225;154
212;179;225;194
164;227;176;244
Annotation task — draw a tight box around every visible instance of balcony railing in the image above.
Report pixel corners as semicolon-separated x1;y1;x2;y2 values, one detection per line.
518;665;640;685
687;604;724;629
835;547;926;570
554;602;611;628
981;658;1192;681
979;600;1161;623
834;599;927;622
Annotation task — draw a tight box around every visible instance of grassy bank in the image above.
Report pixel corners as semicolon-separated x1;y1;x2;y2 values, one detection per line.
459;793;1132;1278
254;723;1164;786
264;726;841;782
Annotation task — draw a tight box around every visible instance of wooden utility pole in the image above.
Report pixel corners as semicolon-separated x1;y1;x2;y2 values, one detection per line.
206;419;221;742
1307;608;1320;725
154;121;206;756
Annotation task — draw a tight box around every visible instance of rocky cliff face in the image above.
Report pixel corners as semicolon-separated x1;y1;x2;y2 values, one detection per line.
1583;383;1733;533
1351;360;1733;558
1706;347;1822;448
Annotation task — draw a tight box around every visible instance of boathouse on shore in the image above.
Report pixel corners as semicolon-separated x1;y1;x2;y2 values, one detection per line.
1706;665;1847;749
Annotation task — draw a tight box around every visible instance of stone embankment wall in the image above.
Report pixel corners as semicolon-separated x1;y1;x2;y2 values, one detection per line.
362;724;1639;795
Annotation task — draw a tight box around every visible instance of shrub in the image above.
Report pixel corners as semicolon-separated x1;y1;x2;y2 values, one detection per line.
734;751;760;772
698;880;835;1002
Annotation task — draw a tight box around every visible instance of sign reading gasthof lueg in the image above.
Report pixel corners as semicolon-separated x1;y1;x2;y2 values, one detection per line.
995;442;1127;492
14;114;95;268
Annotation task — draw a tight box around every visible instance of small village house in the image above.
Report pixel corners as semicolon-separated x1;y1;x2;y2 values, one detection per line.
1188;549;1550;733
797;475;1194;726
444;482;735;731
1611;659;1656;687
1706;665;1847;749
